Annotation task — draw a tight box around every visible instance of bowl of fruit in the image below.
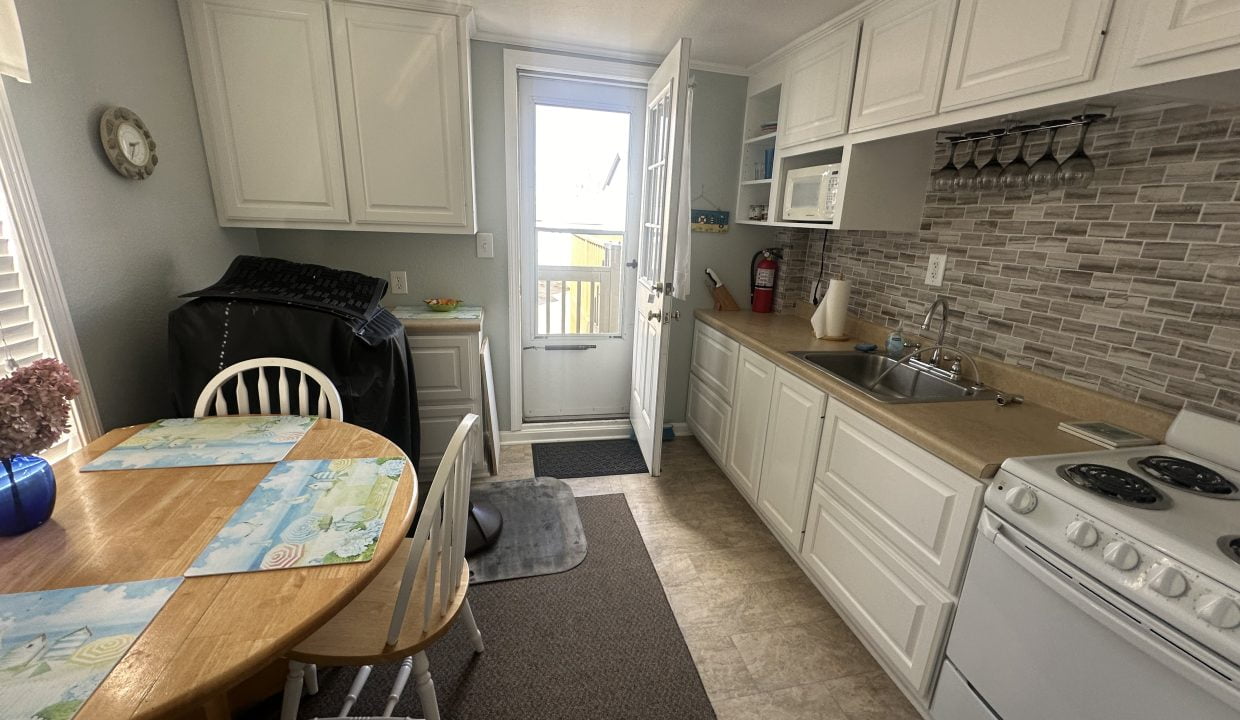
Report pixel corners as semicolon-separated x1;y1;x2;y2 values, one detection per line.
424;297;462;312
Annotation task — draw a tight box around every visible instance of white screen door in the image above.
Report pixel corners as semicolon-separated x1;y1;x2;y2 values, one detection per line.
630;39;690;476
518;73;646;421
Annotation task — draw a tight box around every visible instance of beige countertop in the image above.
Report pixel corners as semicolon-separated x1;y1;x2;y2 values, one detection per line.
694;309;1172;480
391;304;483;334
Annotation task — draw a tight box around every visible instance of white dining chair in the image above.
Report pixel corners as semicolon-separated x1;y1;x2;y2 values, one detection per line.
280;413;485;720
192;357;344;420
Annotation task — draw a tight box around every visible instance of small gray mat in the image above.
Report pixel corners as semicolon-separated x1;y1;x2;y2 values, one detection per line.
468;477;587;584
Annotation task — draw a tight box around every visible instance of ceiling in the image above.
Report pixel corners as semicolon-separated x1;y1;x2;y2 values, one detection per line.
462;0;866;72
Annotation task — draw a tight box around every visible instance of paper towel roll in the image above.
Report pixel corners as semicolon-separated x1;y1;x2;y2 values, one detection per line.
824;279;851;338
811;295;831;339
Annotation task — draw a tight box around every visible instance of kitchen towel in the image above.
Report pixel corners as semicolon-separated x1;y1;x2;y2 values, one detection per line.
671;84;694;301
824;279;851;338
0;0;29;83
811;295;831;339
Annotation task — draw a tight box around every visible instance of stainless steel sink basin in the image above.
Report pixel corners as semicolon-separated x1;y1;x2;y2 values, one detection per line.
789;351;998;404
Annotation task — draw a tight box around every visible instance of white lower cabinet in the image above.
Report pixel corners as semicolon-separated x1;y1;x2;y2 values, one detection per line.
723;348;776;501
685;374;731;464
756;369;826;550
801;483;954;694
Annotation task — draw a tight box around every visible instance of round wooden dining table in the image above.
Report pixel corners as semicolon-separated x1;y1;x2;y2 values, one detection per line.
0;418;418;719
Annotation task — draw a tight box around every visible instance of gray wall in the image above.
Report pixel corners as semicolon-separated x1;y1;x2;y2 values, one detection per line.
6;0;258;429
259;40;771;429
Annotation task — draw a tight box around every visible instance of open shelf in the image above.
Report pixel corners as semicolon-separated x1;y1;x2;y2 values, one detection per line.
737;218;836;230
743;131;778;144
741;178;773;186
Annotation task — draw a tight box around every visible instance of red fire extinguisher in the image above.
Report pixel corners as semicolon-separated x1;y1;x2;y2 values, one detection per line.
750;248;781;313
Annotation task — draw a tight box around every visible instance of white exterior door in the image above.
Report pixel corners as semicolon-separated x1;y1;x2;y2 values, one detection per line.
850;0;957;131
518;74;645;420
939;0;1113;111
330;2;473;230
179;0;349;223
776;21;860;148
756;369;826;550
630;39;691;476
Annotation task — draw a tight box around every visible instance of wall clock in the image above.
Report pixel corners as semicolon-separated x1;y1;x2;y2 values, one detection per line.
99;106;158;179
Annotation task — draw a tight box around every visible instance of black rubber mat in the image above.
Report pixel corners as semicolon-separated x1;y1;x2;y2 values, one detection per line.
467;477;587;584
531;439;649;479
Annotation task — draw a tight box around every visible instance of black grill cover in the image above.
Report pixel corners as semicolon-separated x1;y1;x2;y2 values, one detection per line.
168;260;419;462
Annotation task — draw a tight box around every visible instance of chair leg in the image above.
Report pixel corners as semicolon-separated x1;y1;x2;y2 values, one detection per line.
383;656;415;716
461;598;485;653
412;651;441;720
281;661;306;720
304;663;319;695
340;665;372;717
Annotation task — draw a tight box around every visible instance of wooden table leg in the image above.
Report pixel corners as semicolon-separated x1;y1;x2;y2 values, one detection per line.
201;693;232;720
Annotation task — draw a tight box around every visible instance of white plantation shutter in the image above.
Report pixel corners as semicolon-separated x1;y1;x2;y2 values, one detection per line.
0;188;82;460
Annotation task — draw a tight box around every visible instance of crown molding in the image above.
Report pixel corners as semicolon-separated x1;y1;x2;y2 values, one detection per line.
471;29;748;76
745;0;876;76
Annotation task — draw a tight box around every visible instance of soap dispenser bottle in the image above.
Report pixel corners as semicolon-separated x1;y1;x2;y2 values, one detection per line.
886;324;905;359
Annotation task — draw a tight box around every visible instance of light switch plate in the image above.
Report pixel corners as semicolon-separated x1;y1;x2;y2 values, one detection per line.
926;254;947;287
476;232;494;258
390;270;408;294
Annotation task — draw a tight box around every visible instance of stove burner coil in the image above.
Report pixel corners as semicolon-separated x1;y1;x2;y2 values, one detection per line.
1135;456;1238;496
1056;464;1171;509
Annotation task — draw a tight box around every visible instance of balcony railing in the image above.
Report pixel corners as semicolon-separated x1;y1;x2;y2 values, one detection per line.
535;245;623;336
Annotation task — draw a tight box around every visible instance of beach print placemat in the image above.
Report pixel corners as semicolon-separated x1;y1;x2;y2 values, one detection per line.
0;577;183;720
186;457;406;576
81;416;317;471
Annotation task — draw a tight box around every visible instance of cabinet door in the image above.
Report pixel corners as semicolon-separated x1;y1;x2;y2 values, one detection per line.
331;2;474;230
691;322;739;403
801;485;954;694
723;348;775;501
816;400;982;590
1129;0;1240;66
850;0;957;131
756;369;825;550
777;20;860;148
939;0;1113;111
686;374;731;464
179;0;349;223
407;334;479;404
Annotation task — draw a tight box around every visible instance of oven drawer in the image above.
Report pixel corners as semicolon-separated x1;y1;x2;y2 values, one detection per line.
816;400;982;590
801;484;954;695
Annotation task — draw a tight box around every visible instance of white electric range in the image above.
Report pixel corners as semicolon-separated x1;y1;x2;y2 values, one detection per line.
931;409;1240;720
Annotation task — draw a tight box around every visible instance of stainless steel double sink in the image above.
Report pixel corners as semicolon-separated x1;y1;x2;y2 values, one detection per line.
788;350;998;404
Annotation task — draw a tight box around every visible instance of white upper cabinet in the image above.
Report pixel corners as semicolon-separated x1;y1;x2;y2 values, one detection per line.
777;20;861;148
850;0;957;131
1129;0;1240;65
331;2;474;230
180;0;349;223
179;0;476;234
939;0;1114;112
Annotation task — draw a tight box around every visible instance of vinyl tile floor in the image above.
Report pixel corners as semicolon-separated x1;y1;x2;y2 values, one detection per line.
499;437;922;720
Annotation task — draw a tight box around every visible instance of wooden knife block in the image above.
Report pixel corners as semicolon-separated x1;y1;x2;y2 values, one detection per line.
711;285;740;311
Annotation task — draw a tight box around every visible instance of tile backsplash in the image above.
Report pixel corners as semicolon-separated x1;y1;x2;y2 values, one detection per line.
776;102;1240;422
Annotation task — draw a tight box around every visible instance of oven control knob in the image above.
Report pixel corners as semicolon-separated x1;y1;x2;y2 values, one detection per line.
1197;595;1240;629
1103;541;1140;571
1147;564;1188;598
1065;520;1099;548
1005;486;1037;514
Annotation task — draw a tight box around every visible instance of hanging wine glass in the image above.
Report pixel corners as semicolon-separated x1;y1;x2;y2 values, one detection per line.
998;124;1038;191
951;132;987;192
1057;113;1106;188
1027;120;1070;191
975;129;1008;192
931;135;965;191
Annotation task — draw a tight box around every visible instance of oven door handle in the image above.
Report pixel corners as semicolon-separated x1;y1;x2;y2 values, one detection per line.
984;513;1240;705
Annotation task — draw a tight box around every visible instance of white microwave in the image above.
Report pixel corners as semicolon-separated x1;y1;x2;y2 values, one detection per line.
782;163;841;222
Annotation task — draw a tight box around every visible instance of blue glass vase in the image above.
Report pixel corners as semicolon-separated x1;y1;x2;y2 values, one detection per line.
1;454;56;536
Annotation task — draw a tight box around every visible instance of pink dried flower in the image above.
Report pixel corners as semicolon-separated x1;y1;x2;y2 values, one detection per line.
0;358;81;458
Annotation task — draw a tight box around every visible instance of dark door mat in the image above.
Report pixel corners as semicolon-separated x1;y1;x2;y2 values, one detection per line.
245;494;715;720
467;477;587;584
532;439;649;479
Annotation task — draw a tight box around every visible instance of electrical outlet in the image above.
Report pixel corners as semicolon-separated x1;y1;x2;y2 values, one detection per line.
389;270;408;294
476;231;494;258
926;253;947;287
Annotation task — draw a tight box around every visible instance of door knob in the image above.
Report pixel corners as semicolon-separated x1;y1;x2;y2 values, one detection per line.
625;259;638;268
647;310;662;321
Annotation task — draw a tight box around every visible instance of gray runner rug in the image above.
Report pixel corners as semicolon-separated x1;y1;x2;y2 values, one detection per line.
244;493;715;720
468;477;587;584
